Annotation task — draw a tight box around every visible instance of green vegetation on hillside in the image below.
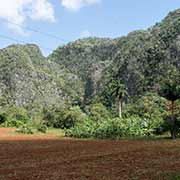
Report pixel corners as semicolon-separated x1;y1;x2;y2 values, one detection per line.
0;44;84;111
0;9;180;139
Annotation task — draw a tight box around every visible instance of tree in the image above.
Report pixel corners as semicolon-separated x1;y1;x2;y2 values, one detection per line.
89;103;111;122
159;70;180;139
111;80;128;118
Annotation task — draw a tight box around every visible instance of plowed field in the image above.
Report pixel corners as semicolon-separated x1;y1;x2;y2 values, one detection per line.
0;128;180;180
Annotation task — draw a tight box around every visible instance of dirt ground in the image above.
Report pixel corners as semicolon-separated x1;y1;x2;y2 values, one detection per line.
0;128;180;180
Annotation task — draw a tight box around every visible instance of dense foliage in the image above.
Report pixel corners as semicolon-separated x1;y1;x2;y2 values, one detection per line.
1;9;180;138
49;9;180;104
65;116;164;139
158;70;180;138
0;44;84;111
43;106;86;129
0;107;31;128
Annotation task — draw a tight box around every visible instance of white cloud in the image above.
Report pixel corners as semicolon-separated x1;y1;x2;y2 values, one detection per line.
29;0;55;22
80;30;92;38
61;0;100;11
0;0;55;34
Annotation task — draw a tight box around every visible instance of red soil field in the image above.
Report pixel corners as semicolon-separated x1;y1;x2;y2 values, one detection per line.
0;128;180;180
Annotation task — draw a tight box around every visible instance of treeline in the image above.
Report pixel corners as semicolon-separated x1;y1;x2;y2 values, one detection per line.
0;9;180;139
0;70;179;139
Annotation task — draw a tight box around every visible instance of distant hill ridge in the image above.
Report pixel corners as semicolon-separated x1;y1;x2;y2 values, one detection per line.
0;9;180;110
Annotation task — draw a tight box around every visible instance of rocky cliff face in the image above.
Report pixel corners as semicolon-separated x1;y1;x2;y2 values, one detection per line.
49;9;180;99
0;9;180;110
48;38;119;99
0;44;83;111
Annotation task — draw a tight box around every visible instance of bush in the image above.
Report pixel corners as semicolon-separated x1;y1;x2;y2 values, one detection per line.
4;119;24;128
66;116;164;139
59;106;86;129
44;106;86;129
89;103;111;122
16;124;34;134
65;118;97;138
0;107;31;127
156;115;180;136
95;117;149;139
37;123;47;133
95;118;123;139
124;93;167;119
42;109;56;127
0;113;8;124
2;107;30;121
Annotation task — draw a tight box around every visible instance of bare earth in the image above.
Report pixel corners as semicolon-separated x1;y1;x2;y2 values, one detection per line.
0;128;180;180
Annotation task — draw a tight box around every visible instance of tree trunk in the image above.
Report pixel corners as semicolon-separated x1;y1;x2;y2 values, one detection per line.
171;128;176;139
171;101;176;139
118;99;122;118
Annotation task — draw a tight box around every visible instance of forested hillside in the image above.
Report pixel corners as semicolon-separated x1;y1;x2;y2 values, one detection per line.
0;9;180;139
0;9;179;109
48;38;119;100
0;44;83;111
49;9;180;103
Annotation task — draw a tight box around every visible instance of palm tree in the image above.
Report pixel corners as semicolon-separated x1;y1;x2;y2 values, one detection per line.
111;80;128;118
159;75;180;139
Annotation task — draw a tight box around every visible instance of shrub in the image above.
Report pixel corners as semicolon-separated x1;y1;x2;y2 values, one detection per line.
42;109;56;127
59;106;86;129
66;116;164;139
89;103;111;122
0;113;8;124
2;107;30;121
65;118;97;138
124;93;167;118
4;119;24;128
37;123;47;133
44;106;86;129
0;107;31;127
156;115;180;136
94;117;150;139
94;118;124;139
16;124;34;134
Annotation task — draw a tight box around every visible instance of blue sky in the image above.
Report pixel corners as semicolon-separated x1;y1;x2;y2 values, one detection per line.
0;0;180;56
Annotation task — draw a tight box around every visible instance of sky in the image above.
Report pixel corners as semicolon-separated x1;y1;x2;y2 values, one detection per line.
0;0;180;56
